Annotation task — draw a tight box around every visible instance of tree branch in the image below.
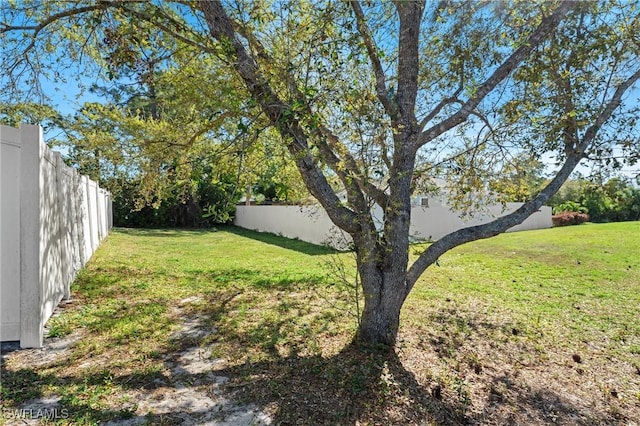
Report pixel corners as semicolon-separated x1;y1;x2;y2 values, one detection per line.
406;65;640;291
1;4;107;34
229;13;380;215
119;5;218;57
350;1;397;120
185;110;239;148
417;0;574;149
196;0;361;234
1;4;109;73
394;0;425;129
582;67;640;149
417;91;462;131
405;150;580;291
317;125;389;208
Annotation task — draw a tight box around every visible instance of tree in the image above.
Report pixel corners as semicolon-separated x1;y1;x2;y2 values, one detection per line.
579;178;640;222
488;157;546;203
0;10;307;226
0;101;67;140
2;0;639;346
547;176;640;223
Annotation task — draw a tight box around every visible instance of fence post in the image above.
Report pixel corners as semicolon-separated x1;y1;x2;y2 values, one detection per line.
55;153;71;300
79;175;89;264
91;180;99;250
85;176;95;257
108;192;113;230
76;172;88;267
96;187;103;242
68;167;82;276
20;124;44;348
1;126;22;342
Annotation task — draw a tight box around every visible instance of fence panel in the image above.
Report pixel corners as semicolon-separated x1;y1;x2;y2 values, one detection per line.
0;126;22;341
0;124;112;348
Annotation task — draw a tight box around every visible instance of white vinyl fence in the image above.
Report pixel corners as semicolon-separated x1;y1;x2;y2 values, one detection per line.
1;124;112;348
234;199;551;250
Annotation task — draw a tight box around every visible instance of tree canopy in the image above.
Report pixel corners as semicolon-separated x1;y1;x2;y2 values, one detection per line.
2;0;639;345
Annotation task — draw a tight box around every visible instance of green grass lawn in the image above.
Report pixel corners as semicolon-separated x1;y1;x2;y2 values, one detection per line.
1;223;639;425
408;222;640;354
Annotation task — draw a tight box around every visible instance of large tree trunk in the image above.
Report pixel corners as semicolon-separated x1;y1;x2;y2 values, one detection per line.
358;273;406;347
355;137;415;347
355;236;410;347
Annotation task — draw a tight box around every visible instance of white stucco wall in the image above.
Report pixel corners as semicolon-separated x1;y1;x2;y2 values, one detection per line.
234;199;552;250
234;205;352;249
410;199;552;241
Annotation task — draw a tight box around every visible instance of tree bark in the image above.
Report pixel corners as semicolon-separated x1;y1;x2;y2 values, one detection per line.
353;214;412;347
358;283;404;346
356;257;408;347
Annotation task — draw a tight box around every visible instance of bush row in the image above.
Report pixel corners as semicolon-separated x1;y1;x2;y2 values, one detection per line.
552;211;590;227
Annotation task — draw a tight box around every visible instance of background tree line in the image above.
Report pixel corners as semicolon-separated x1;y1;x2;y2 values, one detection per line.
488;158;640;223
1;28;310;228
550;177;640;223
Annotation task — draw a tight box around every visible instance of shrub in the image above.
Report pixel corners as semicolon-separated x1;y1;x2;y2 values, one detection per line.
552;211;590;227
552;201;588;215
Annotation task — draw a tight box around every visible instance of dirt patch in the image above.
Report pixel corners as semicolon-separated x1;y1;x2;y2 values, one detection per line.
1;298;271;425
393;305;640;426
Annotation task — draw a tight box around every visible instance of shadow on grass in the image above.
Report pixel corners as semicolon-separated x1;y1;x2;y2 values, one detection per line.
212;342;460;425
115;225;338;256
114;227;219;238
484;373;597;425
0;365;165;423
173;288;606;425
1;294;620;426
223;225;339;256
1;250;628;425
200;268;327;290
